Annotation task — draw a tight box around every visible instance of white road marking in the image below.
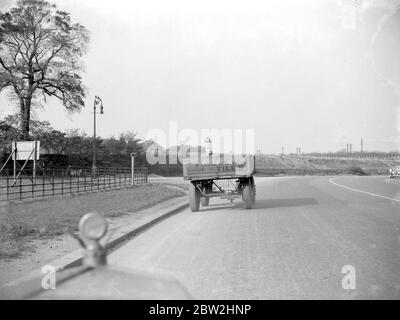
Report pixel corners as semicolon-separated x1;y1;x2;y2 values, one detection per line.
329;178;400;202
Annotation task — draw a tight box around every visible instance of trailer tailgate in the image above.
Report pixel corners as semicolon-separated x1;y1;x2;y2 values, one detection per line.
183;155;255;180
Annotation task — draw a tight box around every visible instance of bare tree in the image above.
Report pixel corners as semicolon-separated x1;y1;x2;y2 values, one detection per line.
0;0;89;139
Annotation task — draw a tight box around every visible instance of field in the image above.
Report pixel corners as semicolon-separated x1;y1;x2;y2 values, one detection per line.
0;183;185;260
255;155;400;176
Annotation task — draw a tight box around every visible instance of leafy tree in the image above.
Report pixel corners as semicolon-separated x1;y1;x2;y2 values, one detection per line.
1;112;51;137
0;118;20;145
1;112;51;139
101;131;145;166
37;129;66;154
0;113;65;155
0;0;89;139
64;128;86;156
122;131;143;156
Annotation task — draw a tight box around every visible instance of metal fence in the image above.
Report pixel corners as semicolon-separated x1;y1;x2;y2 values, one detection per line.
0;167;148;201
255;167;391;176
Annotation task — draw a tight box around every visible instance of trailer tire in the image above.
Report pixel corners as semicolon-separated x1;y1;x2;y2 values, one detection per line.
242;185;253;209
189;183;200;212
200;197;209;206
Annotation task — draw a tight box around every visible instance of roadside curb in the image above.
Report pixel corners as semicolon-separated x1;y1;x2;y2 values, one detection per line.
0;195;188;292
65;198;189;268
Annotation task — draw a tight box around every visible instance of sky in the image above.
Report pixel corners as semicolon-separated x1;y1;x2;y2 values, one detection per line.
0;0;400;154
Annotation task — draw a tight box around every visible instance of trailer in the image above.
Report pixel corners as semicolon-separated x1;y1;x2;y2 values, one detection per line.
183;155;256;212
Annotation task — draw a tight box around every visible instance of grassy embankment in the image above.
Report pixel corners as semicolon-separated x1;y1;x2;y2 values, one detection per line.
255;155;400;176
0;184;185;259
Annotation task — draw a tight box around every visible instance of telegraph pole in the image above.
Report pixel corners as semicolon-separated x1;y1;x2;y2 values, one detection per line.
361;138;363;154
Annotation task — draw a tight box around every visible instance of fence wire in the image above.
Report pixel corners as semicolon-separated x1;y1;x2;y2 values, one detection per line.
0;167;148;201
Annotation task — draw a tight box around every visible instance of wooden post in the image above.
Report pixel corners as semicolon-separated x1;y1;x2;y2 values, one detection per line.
131;153;136;186
33;141;37;182
13;141;16;179
6;171;9;201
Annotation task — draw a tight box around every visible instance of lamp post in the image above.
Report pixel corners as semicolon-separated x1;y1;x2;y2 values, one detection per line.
205;136;212;164
92;96;104;175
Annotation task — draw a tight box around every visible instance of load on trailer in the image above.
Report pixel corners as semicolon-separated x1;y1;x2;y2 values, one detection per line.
183;155;256;212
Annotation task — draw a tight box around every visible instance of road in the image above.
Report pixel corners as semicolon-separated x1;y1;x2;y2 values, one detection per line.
109;176;400;299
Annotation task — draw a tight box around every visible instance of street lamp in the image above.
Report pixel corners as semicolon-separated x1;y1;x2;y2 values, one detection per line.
92;96;104;174
205;136;212;164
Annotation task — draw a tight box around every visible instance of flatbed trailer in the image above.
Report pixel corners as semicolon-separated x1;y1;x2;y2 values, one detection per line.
183;155;256;212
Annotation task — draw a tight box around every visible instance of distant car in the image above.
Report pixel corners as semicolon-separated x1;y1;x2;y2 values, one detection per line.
389;166;400;178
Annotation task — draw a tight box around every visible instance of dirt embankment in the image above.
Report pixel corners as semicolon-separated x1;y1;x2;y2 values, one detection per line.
255;155;400;176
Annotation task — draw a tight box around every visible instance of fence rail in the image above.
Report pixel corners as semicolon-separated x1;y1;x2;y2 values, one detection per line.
0;167;148;201
288;153;400;161
254;167;391;176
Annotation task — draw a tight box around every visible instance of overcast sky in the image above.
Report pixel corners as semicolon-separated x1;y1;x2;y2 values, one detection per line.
1;0;400;153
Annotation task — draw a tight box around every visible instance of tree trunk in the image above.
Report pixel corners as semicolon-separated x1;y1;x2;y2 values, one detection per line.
20;97;31;140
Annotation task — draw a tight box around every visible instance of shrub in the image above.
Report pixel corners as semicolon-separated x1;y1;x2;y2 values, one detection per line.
347;166;368;175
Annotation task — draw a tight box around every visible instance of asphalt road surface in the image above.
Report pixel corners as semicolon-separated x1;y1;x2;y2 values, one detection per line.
109;176;400;299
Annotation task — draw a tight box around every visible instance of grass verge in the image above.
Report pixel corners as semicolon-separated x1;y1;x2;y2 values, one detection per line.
0;184;185;259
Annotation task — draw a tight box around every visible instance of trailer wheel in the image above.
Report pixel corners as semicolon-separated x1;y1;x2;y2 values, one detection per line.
189;183;200;212
200;197;209;206
242;185;253;209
